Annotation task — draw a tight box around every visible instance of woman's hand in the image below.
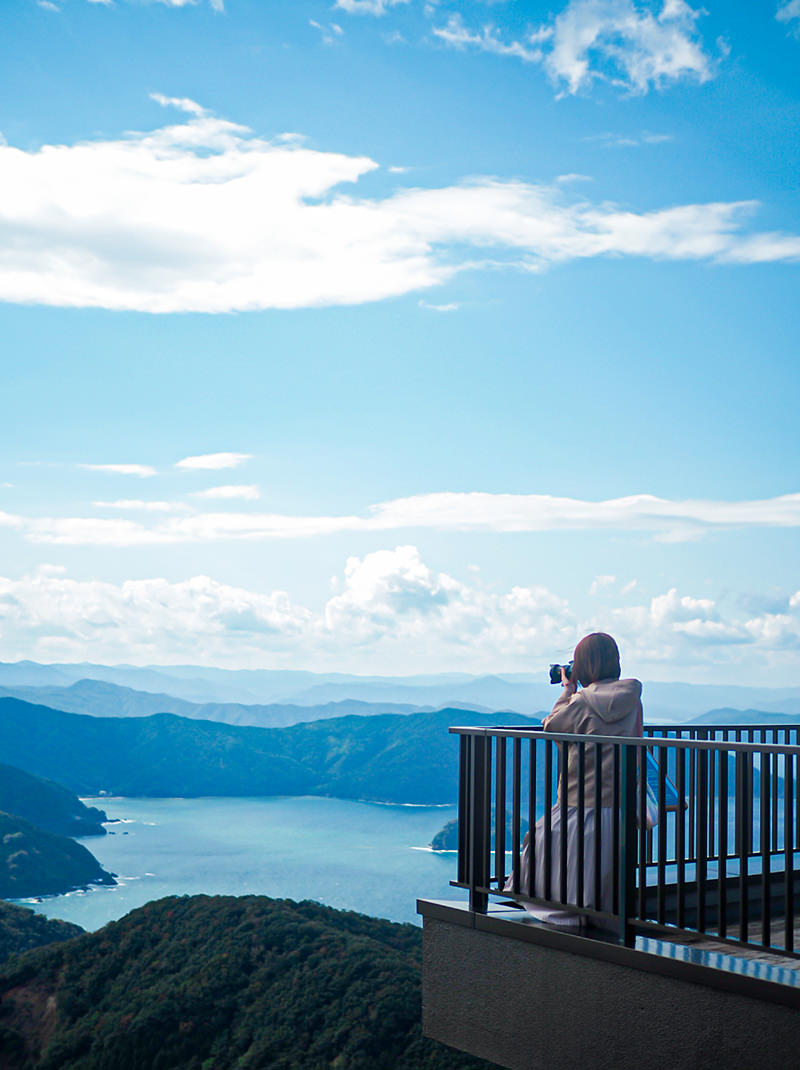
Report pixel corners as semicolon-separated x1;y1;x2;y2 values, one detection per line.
561;667;577;695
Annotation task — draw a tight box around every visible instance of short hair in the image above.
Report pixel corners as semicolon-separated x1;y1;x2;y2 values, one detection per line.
572;632;621;687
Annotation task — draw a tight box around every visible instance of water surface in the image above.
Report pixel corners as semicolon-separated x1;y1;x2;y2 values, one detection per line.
25;796;457;930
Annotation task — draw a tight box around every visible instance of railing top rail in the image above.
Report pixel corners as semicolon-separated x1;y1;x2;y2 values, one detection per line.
646;723;800;731
448;724;800;755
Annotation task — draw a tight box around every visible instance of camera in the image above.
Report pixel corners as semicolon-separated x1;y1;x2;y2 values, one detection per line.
549;661;574;685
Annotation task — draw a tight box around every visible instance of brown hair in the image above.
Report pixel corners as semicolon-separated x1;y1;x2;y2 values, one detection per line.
572;632;621;688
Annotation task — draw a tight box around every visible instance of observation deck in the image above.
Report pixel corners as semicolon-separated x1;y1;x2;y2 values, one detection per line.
418;723;800;1070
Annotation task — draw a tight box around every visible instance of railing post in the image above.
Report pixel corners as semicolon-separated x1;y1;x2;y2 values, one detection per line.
619;742;638;947
469;733;491;913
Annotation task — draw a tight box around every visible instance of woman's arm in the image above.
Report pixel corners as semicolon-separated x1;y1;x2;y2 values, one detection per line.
542;670;579;733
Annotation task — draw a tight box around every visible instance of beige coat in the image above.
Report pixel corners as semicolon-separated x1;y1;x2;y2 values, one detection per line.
543;678;643;807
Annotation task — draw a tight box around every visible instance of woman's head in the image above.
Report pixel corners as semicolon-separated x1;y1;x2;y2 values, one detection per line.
572;632;620;688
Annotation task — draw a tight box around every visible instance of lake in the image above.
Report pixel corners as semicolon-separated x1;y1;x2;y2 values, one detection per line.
24;796;458;931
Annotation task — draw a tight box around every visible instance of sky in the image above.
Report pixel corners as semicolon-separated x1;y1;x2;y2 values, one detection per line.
0;0;799;683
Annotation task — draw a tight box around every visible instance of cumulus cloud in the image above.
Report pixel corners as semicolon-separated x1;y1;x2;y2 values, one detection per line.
433;0;716;96
175;452;252;470
777;1;800;32
0;103;798;314
6;490;800;547
0;553;797;672
0;568;309;666
78;463;157;477
191;485;261;501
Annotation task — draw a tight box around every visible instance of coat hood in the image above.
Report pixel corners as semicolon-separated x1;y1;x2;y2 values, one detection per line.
579;678;642;724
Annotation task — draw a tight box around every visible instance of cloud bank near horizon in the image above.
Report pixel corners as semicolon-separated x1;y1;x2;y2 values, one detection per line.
0;549;797;672
0;101;798;314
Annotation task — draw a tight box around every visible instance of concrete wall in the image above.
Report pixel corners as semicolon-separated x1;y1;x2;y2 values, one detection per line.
421;907;800;1070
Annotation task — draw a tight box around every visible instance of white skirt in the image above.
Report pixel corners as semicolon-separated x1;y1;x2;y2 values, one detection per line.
503;805;616;927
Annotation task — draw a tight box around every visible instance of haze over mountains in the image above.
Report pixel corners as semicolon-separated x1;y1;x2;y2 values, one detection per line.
1;661;798;723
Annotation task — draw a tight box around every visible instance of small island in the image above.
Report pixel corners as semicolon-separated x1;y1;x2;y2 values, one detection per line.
431;815;530;851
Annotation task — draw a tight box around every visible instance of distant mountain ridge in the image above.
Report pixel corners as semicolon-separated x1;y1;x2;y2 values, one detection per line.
686;708;800;726
0;678;441;728
0;698;538;804
1;660;798;719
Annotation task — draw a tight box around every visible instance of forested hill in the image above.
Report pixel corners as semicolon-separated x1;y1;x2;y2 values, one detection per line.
0;698;538;804
0;763;108;838
0;812;116;900
0;901;83;965
0;894;493;1070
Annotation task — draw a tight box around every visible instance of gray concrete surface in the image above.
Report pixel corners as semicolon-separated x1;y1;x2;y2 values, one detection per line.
421;909;800;1070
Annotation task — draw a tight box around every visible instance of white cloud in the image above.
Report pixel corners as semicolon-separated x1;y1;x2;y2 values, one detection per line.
191;485;261;501
584;130;674;147
432;14;551;63
556;173;595;183
93;500;188;512
777;1;800;32
309;19;345;45
0;104;797;314
142;0;224;9
418;300;460;311
149;92;208;117
589;574;616;595
10;490;800;547
0;568;309;666
0;555;797;672
334;0;409;15
175;452;252;470
433;0;716;97
78;463;157;477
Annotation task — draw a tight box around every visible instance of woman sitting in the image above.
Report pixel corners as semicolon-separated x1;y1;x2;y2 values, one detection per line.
505;631;643;927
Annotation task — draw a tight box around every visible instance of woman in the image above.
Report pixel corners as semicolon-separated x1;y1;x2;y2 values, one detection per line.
505;632;643;927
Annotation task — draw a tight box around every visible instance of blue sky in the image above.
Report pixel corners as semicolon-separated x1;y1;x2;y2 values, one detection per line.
0;0;799;682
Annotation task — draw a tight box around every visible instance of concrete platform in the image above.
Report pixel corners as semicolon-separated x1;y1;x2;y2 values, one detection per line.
418;899;800;1070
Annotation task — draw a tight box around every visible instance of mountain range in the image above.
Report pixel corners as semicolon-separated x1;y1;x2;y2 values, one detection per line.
1;660;798;721
0;698;538;804
0;678;435;728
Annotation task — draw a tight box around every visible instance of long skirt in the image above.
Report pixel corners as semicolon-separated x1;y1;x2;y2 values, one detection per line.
503;805;615;927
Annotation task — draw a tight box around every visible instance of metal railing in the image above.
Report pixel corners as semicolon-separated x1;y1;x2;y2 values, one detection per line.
452;724;800;958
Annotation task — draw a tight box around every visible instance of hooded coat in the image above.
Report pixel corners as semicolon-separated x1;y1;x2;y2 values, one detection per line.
543;678;643;807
